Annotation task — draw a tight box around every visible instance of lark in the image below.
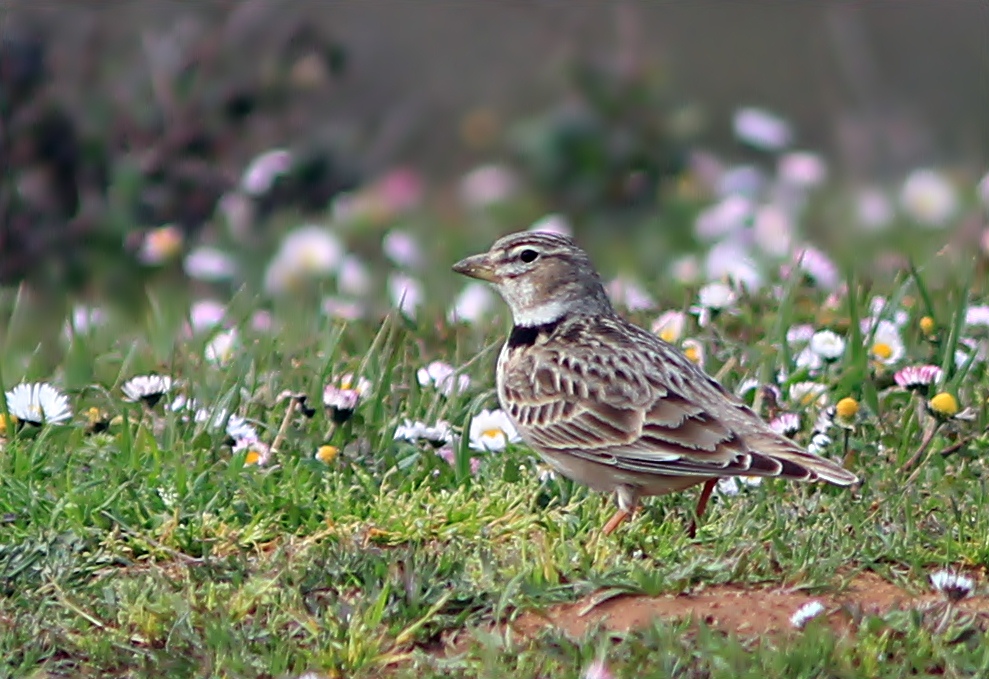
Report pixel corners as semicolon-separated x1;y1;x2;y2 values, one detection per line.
453;231;857;536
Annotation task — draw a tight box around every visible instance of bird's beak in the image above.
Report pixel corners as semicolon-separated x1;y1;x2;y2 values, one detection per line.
452;252;499;283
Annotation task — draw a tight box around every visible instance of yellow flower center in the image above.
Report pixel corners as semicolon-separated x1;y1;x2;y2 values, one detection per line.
684;346;702;365
245;450;261;465
929;392;960;418
0;414;7;435
871;342;893;360
835;397;859;420
659;328;677;343
316;445;338;463
482;428;504;439
920;316;936;336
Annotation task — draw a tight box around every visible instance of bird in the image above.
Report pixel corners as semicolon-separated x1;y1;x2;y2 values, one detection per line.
452;231;857;536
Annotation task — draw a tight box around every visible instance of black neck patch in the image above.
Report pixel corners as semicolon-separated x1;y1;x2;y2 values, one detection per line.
507;318;562;348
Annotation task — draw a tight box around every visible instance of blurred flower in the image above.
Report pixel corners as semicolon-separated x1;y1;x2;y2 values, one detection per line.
449;282;496;323
790;246;839;290
394;418;453;446
469;409;520;451
786;324;815;345
606;277;654;311
236;438;271;466
205;328;238;365
682;339;704;367
894;365;942;393
927;392;960;419
753;204;793;257
528;213;573;236
919;315;936;337
65;304;107;337
583;660;615;679
459;163;518;208
855;187;894;232
978;171;989;209
337;255;372;296
834;397;859;429
809;330;845;362
671;255;701;285
789;381;828;408
778;151;827;188
5;382;72;426
122;374;173;408
375;167;423;216
869;296;909;326
219;192;255;238
693;282;736;325
388;273;423;318
417;361;470;396
868;320;904;366
900;169;958;227
314;444;339;464
930;570;974;602
183;246;238;282
225;413;259;444
321;296;365;321
717;164;766;198
704;240;763;291
323;375;370;423
733;107;792;151
652;310;687;343
694;195;752;241
189;299;227;332
716;476;763;496
769;412;800;438
138;225;184;265
264;225;344;295
794;347;823;374
251;310;275;333
964;305;989;327
790;601;825;629
383;229;423;268
241;149;292;196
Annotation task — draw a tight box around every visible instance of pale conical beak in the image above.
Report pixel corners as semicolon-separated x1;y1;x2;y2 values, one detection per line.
452;252;499;283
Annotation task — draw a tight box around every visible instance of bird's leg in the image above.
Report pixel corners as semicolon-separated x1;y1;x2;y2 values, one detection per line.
687;478;718;538
602;509;631;535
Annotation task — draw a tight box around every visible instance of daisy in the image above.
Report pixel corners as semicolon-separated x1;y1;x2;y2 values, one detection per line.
834;397;860;429
733;107;792;151
387;273;423;318
927;392;966;420
183;247;238;282
468;409;520;452
790;246;839;290
752;203;793;258
314;444;339;464
235;438;271;466
900;168;958;227
786;324;816;345
583;660;615;679
794;347;823;374
606;277;655;311
225;413;259;444
681;339;704;368
394;418;453;446
867;320;905;366
964;305;989;328
703;240;763;292
137;225;184;265
694;195;752;241
449;282;496;324
528;213;572;236
809;330;845;362
189;299;227;333
382;229;423;268
323;375;370;423
788;381;828;408
929;570;974;602
855;187;894;232
894;365;942;393
769;412;801;438
716;476;763;497
240;149;292;196
5;382;72;426
321;296;365;321
336;255;373;296
264;225;344;295
777;151;828;188
121;374;173;408
205;329;238;365
651;310;687;344
417;361;470;397
790;601;825;629
868;296;909;326
67;304;107;335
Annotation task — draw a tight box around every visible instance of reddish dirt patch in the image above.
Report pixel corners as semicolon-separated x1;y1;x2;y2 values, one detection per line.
439;572;989;655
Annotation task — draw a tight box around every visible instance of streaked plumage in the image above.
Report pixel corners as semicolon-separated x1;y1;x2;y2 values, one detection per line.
453;231;857;535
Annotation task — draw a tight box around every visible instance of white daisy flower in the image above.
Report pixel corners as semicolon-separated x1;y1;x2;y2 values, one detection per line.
449;282;496;324
809;330;845;362
235;438;271;466
694;195;752;241
790;601;826;629
468;409;520;452
188;299;227;333
5;382;72;426
528;213;572;236
137;225;184;265
651;310;687;344
121;374;173;407
183;247;238;282
929;570;974;602
225;413;259;443
417;361;470;397
240;149;292;196
264;225;344;294
582;660;615;679
791;246;839;290
323;375;370;423
387;273;423;318
382;229;423;268
964;305;989;327
788;381;828;408
716;476;762;497
205;328;238;365
752;203;793;258
732;107;792;151
868;320;905;366
777;151;828;188
894;365;943;393
394;418;453;446
794;347;824;373
704;240;763;291
606;277;655;311
458;163;518;209
769;412;801;438
681;338;705;368
697;281;737;311
321;296;365;321
67;304;107;335
786;324;816;345
900;169;958;227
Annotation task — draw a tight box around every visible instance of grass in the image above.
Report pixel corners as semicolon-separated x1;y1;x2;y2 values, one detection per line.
3;232;989;678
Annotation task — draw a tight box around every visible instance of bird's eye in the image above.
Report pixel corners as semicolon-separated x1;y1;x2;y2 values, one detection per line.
519;249;539;263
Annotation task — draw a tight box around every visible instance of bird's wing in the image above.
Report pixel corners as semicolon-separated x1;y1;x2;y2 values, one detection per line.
501;332;856;485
